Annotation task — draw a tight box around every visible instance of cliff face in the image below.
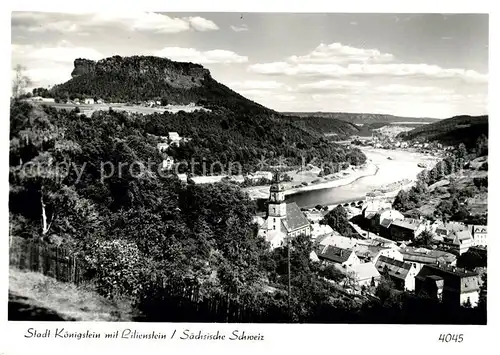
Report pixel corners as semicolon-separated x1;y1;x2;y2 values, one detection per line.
70;55;210;89
51;55;269;111
71;59;96;78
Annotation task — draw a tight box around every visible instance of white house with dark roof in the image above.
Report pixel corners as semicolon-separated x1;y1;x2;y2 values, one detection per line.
257;172;311;249
317;245;360;268
468;225;487;247
375;256;418;291
347;262;381;287
442;230;473;255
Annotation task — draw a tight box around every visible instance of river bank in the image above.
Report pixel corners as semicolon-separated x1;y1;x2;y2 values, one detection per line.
244;162;378;200
249;147;440;207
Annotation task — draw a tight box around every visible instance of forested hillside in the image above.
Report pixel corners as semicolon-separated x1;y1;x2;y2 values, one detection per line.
398;115;488;148
281;115;362;138
8;100;366;322
46;55;366;170
283;112;438;125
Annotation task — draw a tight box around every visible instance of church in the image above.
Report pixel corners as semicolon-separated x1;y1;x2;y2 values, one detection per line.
257;172;311;249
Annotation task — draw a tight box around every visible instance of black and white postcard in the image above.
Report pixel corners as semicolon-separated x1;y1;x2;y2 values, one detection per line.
2;1;496;355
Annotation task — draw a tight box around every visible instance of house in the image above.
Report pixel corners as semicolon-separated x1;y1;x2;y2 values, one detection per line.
317;245;360;268
399;247;457;271
311;223;335;241
248;171;273;182
374;209;404;235
377;209;404;225
362;199;391;219
388;218;425;242
347;262;381;287
317;233;357;249
415;264;481;307
468;225;487;247
257;172;311;249
353;244;404;264
161;156;175;171
84;98;95;105
168;132;182;146
309;251;320;262
375;256;419;291
442;230;473;255
433;221;467;240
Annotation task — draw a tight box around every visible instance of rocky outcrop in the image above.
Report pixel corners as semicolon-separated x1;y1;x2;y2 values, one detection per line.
70;55;210;89
71;59;96;78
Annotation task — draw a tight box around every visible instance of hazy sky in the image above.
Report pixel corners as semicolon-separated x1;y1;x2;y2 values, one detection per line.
11;12;488;118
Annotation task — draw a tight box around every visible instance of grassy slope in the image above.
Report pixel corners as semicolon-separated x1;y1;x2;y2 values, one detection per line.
9;268;135;321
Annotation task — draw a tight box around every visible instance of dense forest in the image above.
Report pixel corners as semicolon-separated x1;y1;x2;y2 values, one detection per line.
398;115;489;148
281;115;362;138
9;100;485;323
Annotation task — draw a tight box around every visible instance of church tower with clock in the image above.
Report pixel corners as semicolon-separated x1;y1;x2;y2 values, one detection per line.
256;170;311;249
267;171;287;232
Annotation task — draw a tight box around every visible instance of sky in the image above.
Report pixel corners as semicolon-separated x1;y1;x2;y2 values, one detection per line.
11;12;489;118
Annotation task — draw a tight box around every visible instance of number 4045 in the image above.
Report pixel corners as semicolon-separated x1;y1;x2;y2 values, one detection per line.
439;334;463;343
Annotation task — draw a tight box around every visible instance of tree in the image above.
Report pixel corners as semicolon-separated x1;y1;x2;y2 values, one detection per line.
478;272;487;310
321;205;351;235
9;104;84;241
455;143;468;171
12;64;32;98
416;229;434;247
392;190;413;212
475;134;488;157
375;272;395;304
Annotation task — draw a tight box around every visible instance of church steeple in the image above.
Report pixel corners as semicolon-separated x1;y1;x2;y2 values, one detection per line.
268;169;287;218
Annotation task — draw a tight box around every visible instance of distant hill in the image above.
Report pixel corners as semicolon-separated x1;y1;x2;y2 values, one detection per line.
46;55;367;171
50;56;271;114
280;116;362;139
397;115;488;148
283;112;439;125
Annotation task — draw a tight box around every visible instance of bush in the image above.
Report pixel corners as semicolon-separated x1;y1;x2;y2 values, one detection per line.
85;239;149;301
